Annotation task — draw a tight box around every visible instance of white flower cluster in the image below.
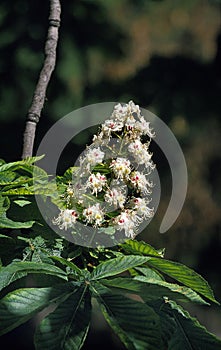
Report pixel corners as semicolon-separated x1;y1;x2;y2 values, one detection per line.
53;101;155;240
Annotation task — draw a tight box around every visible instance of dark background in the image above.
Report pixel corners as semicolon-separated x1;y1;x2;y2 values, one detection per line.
0;0;221;348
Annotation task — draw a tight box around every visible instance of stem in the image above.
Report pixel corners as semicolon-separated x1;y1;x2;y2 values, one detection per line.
22;0;61;159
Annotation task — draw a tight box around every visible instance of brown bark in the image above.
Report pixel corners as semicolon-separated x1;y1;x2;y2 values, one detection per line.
22;0;61;159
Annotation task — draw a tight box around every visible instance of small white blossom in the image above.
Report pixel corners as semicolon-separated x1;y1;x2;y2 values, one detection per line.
110;157;131;179
127;100;141;116
65;184;75;205
113;210;137;238
80;147;105;172
128;139;154;166
86;173;107;196
131;197;154;219
125;115;136;130
83;203;104;227
53;209;78;230
102;119;124;133
130;171;153;194
111;101;141;121
127;139;148;156
135;116;155;138
104;187;126;209
111;103;128;120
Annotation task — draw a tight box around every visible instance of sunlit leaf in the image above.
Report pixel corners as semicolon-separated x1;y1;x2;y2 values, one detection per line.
90;255;151;280
121;239;164;257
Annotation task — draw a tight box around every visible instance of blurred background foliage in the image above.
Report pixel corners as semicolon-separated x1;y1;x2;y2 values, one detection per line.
0;0;221;348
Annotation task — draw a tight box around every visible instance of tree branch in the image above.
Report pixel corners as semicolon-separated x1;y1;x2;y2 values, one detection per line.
22;0;61;159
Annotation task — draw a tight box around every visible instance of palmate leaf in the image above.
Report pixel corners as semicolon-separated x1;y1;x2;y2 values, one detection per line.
90;255;151;280
92;281;164;350
146;257;218;304
0;261;67;291
101;277;208;305
34;285;91;350
0;283;78;336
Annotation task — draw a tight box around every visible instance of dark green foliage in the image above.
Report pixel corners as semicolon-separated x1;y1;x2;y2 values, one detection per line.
0;158;221;349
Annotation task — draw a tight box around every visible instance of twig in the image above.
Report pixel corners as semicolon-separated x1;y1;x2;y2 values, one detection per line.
22;0;61;159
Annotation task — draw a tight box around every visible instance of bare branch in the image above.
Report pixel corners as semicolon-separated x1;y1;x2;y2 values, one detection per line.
22;0;61;159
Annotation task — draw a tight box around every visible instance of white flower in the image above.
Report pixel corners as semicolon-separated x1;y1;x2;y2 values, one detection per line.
110;157;131;179
128;139;154;167
104;187;126;209
125;115;136;130
53;101;156;239
131;197;154;219
135;116;155;138
83;203;104;227
111;101;141;121
102;119;124;133
130;171;153;194
86;172;107;196
113;210;137;238
127;100;141;117
53;209;78;230
111;103;128;120
80;147;105;172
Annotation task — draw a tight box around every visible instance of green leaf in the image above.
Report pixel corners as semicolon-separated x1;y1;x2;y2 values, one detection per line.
0;233;13;239
135;276;209;305
0;170;16;185
167;301;221;349
2;183;56;196
0;261;67;291
148;299;221;350
146;257;218;304
0;283;79;336
0;195;10;215
144;298;176;348
90;255;151;280
121;239;164;257
97;226;116;235
50;256;87;279
92;282;163;350
0;213;35;228
59;166;79;183
34;285;91;350
13;199;32;207
0;155;44;173
101;277;208;305
134;266;164;280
